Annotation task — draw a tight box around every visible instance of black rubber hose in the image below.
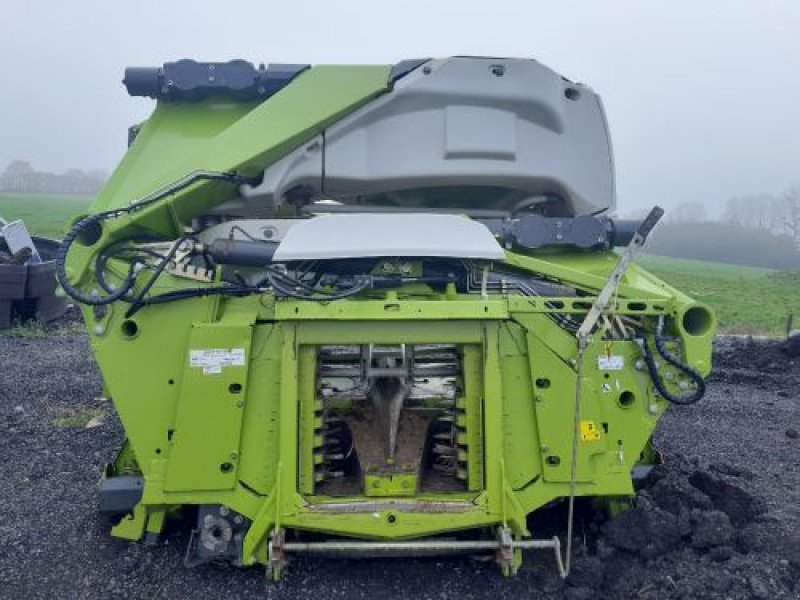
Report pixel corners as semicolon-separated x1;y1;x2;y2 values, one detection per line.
55;214;138;306
56;170;259;307
266;272;370;301
130;285;256;307
638;335;706;405
124;236;192;318
95;237;164;300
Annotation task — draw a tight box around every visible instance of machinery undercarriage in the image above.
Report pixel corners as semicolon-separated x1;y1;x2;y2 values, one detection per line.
58;56;714;579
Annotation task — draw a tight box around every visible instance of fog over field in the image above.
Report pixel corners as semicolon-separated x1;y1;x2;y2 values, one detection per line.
1;1;798;216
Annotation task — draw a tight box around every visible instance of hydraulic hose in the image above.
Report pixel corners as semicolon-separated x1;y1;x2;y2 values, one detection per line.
56;213;139;306
266;271;370;301
55;170;258;307
637;318;706;405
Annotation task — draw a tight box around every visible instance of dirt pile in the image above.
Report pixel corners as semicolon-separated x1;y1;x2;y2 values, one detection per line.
563;458;800;599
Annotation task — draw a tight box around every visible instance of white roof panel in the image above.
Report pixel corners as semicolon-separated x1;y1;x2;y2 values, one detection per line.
272;214;505;261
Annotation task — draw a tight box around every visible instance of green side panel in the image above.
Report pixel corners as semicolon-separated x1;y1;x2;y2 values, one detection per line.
165;316;256;492
236;324;283;495
498;322;541;490
93;101;259;212
460;345;485;491
298;344;319;496
527;329;605;483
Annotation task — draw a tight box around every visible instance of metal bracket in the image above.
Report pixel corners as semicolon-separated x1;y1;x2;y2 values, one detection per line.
266;528;287;581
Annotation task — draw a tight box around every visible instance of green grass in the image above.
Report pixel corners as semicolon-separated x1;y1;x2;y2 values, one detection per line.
52;407;106;428
636;254;798;336
0;193;92;238
0;319;85;338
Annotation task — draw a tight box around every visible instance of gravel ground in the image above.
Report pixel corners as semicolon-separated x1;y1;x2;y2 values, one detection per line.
1;324;798;599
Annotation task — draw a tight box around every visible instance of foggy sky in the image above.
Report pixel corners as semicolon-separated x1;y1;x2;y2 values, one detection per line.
1;1;798;215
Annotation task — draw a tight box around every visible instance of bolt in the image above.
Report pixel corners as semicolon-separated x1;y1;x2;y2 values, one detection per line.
648;404;659;415
93;325;104;335
230;452;238;460
219;506;230;516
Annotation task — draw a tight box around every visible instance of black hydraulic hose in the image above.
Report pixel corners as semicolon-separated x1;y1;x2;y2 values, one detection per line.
124;236;193;318
56;170;258;307
56;214;139;306
266;272;370;301
131;285;257;307
95;237;164;300
637;328;706;406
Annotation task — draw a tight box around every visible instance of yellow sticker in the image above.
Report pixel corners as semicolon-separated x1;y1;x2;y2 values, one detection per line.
580;420;602;441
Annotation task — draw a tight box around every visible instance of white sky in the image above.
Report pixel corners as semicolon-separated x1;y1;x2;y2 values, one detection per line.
1;0;798;215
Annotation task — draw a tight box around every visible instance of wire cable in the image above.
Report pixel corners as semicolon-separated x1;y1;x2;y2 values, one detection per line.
637;317;706;405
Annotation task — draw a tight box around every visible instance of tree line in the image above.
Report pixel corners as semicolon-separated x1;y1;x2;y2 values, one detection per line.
0;160;107;196
639;186;800;270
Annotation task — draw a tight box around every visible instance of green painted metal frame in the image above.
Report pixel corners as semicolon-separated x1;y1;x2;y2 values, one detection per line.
64;62;716;572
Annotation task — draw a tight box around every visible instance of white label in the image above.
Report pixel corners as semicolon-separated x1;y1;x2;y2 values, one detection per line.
598;355;624;371
190;348;246;375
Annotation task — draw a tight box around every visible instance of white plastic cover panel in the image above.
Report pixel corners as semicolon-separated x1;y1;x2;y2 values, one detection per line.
272;214;505;261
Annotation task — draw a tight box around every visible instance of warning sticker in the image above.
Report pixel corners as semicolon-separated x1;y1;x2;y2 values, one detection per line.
189;348;246;375
580;420;602;441
598;355;624;371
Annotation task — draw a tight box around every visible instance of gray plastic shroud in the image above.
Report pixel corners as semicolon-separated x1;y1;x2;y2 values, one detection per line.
271;214;505;261
242;57;615;217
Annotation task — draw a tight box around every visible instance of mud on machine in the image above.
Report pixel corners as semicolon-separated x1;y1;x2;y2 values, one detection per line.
57;57;714;578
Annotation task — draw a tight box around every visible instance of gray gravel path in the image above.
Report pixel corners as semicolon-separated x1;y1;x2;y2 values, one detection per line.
1;327;798;599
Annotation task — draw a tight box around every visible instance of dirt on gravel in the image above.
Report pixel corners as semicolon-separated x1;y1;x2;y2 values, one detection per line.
1;325;798;599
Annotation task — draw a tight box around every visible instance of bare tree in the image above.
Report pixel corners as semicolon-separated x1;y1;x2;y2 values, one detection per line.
780;185;800;244
668;201;708;222
0;160;34;192
725;193;780;231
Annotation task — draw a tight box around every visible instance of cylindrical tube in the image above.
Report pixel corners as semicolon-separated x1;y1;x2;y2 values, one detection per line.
208;239;278;266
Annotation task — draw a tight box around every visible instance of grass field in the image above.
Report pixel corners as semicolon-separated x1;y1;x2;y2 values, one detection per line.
0;193;92;239
637;254;798;336
0;194;796;336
